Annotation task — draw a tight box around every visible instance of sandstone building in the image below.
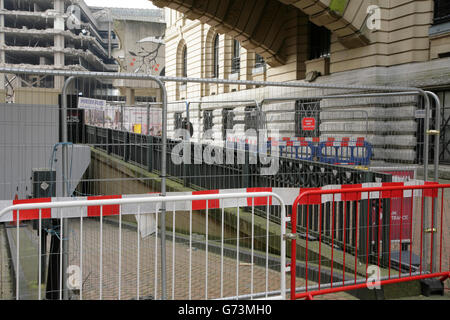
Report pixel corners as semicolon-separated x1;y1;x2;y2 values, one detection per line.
152;0;450;166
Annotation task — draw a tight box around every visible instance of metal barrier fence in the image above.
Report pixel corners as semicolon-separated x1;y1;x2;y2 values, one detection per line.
289;183;450;300
82;124;395;262
0;192;287;300
263;137;372;165
0;67;444;300
0;67;439;201
83;124;390;190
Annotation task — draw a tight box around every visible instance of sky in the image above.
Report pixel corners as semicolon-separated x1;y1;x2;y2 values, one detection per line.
84;0;158;9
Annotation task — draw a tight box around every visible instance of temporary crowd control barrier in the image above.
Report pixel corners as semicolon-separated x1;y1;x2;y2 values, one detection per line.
289;183;450;300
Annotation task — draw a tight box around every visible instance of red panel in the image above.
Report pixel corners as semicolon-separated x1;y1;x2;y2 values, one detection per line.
341;137;349;147
356;137;365;147
246;188;272;206
381;182;405;199
341;184;362;201
424;182;439;198
192;190;220;210
87;195;122;217
298;188;321;205
13;198;52;222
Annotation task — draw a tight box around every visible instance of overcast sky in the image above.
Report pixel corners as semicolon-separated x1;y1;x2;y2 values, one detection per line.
84;0;158;9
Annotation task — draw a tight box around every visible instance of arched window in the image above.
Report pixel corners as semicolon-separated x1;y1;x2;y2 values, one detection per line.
231;39;240;74
182;45;187;85
213;34;219;78
182;45;187;78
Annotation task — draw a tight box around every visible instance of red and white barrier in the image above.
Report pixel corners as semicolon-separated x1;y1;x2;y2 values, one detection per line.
0;181;429;223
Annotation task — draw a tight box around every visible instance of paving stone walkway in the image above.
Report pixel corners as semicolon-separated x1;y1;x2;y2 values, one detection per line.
65;218;356;300
0;226;13;299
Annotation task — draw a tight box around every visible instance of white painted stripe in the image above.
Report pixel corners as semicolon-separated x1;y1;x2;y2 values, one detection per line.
321;184;342;203
0;182;440;222
273;188;300;206
404;180;425;197
219;188;246;208
361;182;382;200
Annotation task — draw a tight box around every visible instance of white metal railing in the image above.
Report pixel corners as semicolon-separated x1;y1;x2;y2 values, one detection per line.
0;192;287;300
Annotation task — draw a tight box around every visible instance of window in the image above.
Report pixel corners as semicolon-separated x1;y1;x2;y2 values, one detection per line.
255;54;266;69
203;110;214;139
434;0;450;24
203;110;214;132
213;35;220;78
244;106;259;132
182;45;187;84
308;22;331;60
222;108;235;140
174;112;183;130
231;39;241;74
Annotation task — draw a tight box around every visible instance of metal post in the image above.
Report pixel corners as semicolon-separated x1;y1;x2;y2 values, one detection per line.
60;73;168;299
185;101;190;141
426;91;441;273
61;76;76;300
121;104;124;131
108;9;112;59
423;92;431;181
421;91;431;272
146;103;150;136
425;91;441;182
154;78;168;300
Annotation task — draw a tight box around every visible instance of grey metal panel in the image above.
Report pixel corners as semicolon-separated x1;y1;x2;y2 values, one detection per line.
52;144;91;197
0;103;59;200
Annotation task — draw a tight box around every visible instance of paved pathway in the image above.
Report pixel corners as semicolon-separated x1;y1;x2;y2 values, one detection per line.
65;218;356;300
0;226;13;299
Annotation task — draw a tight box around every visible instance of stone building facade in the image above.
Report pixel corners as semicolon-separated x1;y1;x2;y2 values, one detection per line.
153;0;450;166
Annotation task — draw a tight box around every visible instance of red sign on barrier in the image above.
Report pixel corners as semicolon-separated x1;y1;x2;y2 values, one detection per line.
302;118;316;131
381;170;415;243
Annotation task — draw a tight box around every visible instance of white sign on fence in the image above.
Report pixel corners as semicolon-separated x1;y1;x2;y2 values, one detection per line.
78;97;107;110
